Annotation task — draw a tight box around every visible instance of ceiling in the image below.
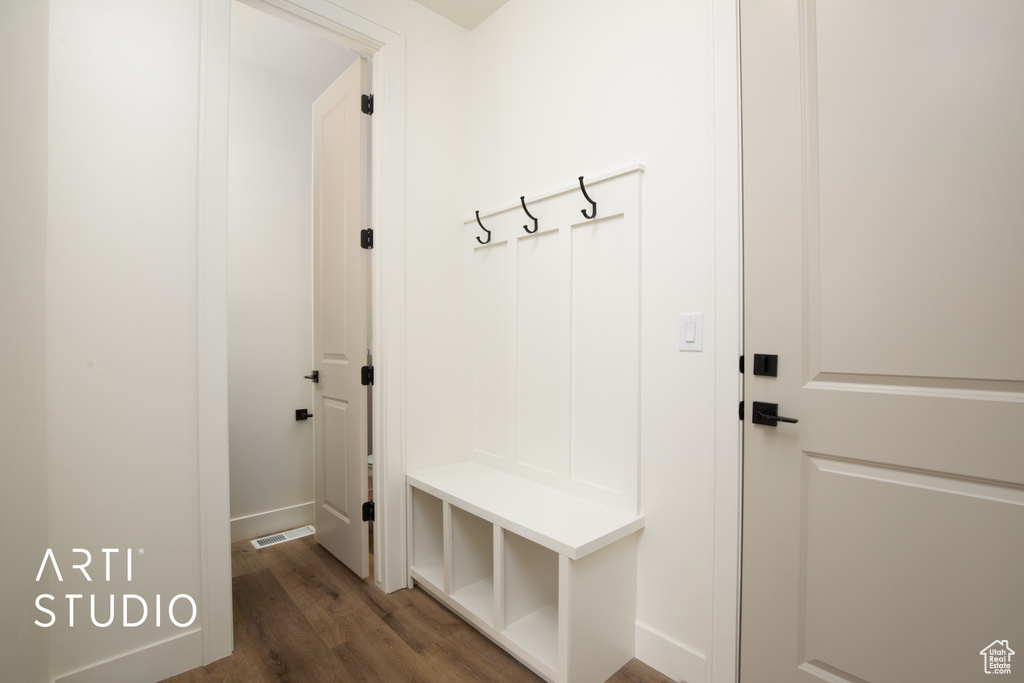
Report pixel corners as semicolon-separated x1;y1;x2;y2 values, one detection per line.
410;0;509;31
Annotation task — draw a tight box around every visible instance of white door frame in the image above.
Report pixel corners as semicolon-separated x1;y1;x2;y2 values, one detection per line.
197;0;407;663
710;0;743;682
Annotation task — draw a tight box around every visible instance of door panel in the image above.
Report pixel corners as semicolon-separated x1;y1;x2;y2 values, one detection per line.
322;398;352;520
800;457;1023;682
313;57;369;578
808;1;1024;383
322;96;354;358
741;1;1024;681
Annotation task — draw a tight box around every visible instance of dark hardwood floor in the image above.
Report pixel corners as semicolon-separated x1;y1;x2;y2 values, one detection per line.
162;536;674;683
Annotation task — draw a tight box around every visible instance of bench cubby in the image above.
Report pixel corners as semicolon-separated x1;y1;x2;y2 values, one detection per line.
407;461;644;683
409;488;444;588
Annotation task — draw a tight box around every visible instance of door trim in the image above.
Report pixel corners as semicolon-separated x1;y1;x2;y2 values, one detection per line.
710;0;743;682
197;0;408;663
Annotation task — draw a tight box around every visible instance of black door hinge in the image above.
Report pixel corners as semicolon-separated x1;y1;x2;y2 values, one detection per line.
738;401;744;421
360;228;373;249
362;500;375;522
361;365;374;386
361;94;374;115
739;355;745;373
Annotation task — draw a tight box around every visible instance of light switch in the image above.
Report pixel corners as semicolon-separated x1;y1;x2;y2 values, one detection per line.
679;313;703;351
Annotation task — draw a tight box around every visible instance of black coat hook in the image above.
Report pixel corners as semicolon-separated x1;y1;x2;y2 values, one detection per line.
578;176;597;219
475;211;492;245
519;196;538;234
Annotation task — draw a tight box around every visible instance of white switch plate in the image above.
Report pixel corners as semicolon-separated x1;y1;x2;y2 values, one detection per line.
679;313;703;351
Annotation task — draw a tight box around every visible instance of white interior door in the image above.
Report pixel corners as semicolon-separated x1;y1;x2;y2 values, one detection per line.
741;1;1024;681
313;57;370;578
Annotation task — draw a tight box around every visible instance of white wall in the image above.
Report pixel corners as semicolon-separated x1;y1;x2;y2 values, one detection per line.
46;0;206;676
0;1;51;681
10;0;471;679
227;59;319;541
466;0;720;679
226;6;356;543
395;5;473;475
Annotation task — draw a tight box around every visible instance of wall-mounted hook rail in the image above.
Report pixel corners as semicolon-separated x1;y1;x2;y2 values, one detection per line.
519;196;539;234
475;211;492;245
578;176;597;219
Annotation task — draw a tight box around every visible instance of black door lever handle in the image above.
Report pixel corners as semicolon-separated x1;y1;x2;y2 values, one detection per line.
304;370;319;383
754;412;798;424
751;401;799;426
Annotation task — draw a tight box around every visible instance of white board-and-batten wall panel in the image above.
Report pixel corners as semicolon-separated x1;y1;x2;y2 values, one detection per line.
465;166;643;515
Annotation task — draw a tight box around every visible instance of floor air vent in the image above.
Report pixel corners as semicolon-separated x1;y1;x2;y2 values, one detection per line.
250;525;315;549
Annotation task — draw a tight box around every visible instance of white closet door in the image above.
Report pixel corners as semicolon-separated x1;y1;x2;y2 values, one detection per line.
312;57;370;578
741;1;1024;681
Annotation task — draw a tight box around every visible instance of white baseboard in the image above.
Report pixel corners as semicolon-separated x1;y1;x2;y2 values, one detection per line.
635;621;707;683
230;501;314;542
54;628;203;683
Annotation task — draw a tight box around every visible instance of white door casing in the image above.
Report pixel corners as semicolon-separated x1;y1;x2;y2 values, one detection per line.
200;0;408;663
313;57;370;578
741;1;1024;682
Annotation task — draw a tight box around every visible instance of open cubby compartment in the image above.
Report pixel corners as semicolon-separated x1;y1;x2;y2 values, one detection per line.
450;505;495;623
409;488;444;587
407;462;645;683
500;529;559;672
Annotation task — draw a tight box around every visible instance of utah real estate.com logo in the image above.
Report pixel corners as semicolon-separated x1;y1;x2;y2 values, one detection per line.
980;640;1014;675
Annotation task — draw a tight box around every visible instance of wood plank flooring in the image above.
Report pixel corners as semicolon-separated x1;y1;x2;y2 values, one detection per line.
162;537;675;683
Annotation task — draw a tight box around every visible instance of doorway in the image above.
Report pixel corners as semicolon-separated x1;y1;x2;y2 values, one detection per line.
226;0;378;580
225;0;362;555
199;0;409;662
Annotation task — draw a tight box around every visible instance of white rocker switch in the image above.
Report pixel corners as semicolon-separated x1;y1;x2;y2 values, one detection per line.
679;313;703;351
